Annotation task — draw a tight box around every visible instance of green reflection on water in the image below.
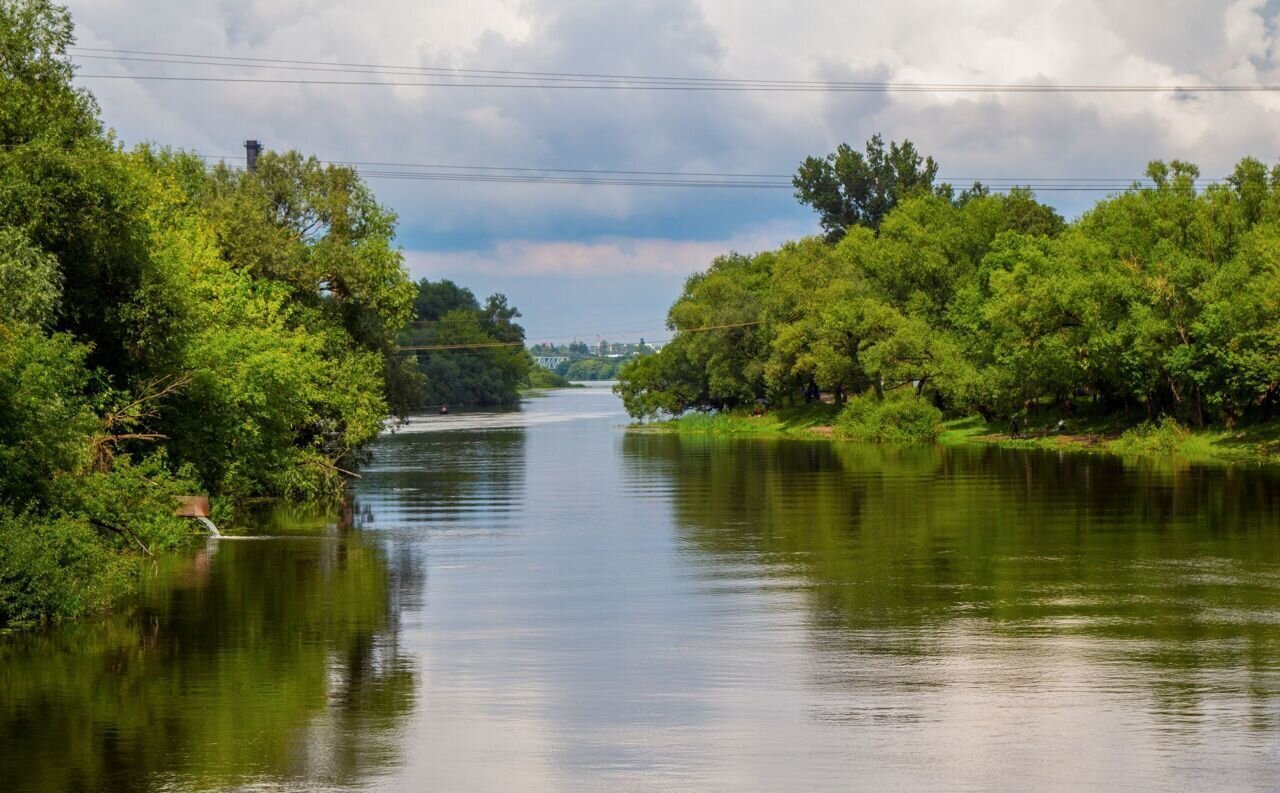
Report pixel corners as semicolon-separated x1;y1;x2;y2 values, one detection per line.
6;422;1280;792
0;519;414;793
623;435;1280;722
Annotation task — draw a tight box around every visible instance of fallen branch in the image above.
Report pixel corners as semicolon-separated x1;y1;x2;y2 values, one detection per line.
89;517;154;558
105;433;168;443
91;374;192;471
300;458;363;479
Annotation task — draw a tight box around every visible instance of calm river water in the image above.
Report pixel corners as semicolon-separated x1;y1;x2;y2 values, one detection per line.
4;385;1280;792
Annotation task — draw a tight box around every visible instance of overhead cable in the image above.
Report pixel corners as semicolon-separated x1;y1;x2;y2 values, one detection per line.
67;47;1280;94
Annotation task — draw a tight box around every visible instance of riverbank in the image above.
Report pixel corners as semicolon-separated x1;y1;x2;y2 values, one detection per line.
630;404;840;437
523;369;582;392
10;385;1280;790
634;407;1280;466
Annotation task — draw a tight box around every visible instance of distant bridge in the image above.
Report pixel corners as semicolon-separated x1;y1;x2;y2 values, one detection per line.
533;355;569;369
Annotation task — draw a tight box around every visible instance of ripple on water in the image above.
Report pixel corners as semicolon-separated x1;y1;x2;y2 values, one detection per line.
5;392;1280;793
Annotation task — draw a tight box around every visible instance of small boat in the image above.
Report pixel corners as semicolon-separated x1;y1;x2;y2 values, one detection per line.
439;404;449;415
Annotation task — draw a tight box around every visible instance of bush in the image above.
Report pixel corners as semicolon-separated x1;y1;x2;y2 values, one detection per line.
56;453;199;551
527;367;571;389
0;511;131;627
1112;417;1192;456
671;412;743;434
835;392;944;444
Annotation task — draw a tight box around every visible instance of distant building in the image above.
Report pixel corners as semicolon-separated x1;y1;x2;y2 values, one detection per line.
533;355;569;370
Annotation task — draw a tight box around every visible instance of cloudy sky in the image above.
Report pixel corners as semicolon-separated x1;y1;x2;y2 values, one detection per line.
67;0;1280;342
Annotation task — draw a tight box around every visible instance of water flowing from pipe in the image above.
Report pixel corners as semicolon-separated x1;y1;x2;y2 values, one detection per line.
195;516;220;538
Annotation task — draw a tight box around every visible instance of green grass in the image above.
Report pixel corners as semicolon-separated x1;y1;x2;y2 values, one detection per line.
941;412;1280;465
635;401;1280;466
639;404;840;438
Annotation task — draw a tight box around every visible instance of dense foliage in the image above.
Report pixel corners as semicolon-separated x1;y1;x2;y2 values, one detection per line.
0;0;419;625
834;391;945;444
619;138;1280;435
400;278;533;407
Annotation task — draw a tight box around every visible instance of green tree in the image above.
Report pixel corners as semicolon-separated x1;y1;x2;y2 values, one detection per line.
401;280;532;407
0;0;99;144
413;277;480;319
794;134;947;240
0;0;426;624
0;227;61;326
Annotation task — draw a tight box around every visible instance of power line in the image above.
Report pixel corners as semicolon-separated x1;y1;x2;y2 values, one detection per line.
196;155;806;183
67;48;1280;94
398;320;762;353
201;160;1220;192
667;320;763;332
0;141;1230;193
398;341;525;351
69;52;900;88
220;166;1224;191
97;150;1220;184
410;321;671;336
70;47;906;86
224;156;795;180
75;72;1280;93
408;318;492;326
186;154;1222;191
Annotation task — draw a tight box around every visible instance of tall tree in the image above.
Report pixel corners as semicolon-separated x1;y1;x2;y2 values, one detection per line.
400;280;532;407
793;134;943;240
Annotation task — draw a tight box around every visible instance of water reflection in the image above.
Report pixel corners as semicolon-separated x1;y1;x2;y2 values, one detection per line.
0;515;414;793
7;389;1280;793
623;434;1280;788
356;427;527;533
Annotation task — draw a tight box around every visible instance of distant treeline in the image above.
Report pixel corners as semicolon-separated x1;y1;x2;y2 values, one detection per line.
400;279;533;407
527;341;657;381
618;135;1280;434
560;358;625;381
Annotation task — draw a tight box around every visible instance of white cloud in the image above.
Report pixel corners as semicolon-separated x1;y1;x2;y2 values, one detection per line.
402;219;810;279
62;0;1280;320
70;1;1280;204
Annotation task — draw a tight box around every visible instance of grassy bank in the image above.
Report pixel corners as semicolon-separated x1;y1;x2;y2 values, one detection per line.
633;405;840;437
940;415;1280;465
636;406;1280;466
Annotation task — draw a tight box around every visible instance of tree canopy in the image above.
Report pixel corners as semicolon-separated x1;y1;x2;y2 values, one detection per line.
792;134;995;240
399;279;533;407
0;0;423;625
621;136;1280;435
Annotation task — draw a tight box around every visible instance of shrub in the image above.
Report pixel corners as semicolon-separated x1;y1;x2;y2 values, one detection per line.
0;511;131;627
835;392;944;444
527;367;571;388
56;453;200;551
1112;417;1192;456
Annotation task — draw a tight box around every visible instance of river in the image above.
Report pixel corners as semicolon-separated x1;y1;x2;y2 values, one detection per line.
3;384;1280;792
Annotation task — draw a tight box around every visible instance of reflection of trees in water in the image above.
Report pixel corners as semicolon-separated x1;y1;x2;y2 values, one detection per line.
350;428;528;616
622;434;1280;710
0;524;415;793
354;428;527;527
